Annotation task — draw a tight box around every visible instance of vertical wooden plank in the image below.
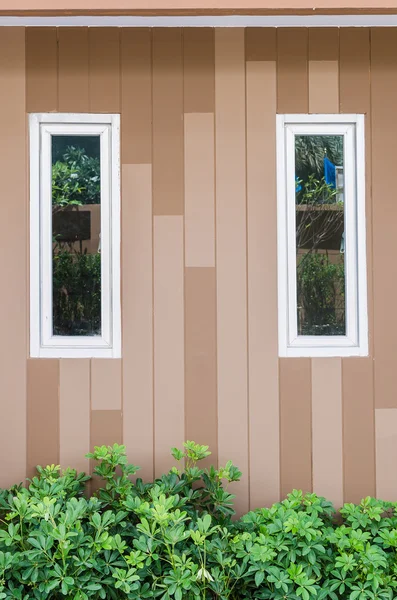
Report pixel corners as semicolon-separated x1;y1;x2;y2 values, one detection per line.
91;410;123;450
152;29;184;215
89;28;120;113
375;409;397;500
312;359;343;507
91;360;122;410
371;29;397;408
122;164;154;481
215;29;249;515
280;359;312;497
184;113;215;268
183;28;215;113
308;29;339;113
340;29;371;114
340;29;373;358
277;29;308;113
58;28;89;112
0;28;27;488
59;360;90;473
27;360;59;478
121;28;152;165
307;30;342;508
246;29;280;509
277;28;311;501
343;358;375;502
26;28;58;112
246;28;276;61
185;268;218;468
153;216;185;476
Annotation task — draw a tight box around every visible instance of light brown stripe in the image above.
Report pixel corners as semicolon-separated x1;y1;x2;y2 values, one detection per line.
0;28;27;488
371;28;397;407
26;27;58;112
122;164;154;481
91;359;122;410
27;359;59;478
246;53;280;508
375;409;397;500
89;28;120;113
280;358;312;498
59;359;90;473
184;113;215;267
343;357;375;502
245;28;276;61
277;28;308;113
121;28;152;164
312;359;343;507
58;27;89;112
215;28;249;516
185;267;217;469
308;29;339;113
90;409;123;450
152;29;184;215
153;216;185;476
183;28;214;113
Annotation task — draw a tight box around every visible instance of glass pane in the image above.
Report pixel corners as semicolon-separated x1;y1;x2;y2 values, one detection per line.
295;134;345;336
52;135;101;336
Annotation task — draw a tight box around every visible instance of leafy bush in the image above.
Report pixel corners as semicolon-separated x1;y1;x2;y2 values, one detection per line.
52;248;101;336
297;252;345;336
52;146;100;210
1;443;397;600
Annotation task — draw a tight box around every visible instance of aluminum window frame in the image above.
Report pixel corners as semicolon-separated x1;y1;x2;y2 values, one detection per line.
29;113;121;358
276;113;368;358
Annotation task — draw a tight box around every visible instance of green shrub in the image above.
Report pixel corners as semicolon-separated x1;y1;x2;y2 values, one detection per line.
1;443;397;600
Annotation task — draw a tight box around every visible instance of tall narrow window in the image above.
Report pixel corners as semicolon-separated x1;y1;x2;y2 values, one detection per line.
30;114;121;358
276;114;367;357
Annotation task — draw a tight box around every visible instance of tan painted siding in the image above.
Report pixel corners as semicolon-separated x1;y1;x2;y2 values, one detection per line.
0;26;394;507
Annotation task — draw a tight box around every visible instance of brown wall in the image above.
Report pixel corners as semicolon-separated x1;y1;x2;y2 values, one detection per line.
0;26;396;514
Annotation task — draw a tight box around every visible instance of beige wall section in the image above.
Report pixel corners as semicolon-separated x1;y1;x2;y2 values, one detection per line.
312;359;343;507
59;360;90;472
371;28;397;409
2;26;395;508
153;216;185;476
246;28;280;508
0;28;26;488
215;28;249;515
375;409;397;499
122;164;154;480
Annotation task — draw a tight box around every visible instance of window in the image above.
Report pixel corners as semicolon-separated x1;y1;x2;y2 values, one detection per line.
30;113;121;358
276;114;368;357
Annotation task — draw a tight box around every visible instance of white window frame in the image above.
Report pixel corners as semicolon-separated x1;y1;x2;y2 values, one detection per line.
276;114;368;358
29;113;121;358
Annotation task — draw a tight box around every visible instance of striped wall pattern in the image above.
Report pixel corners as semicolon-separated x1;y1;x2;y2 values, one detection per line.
0;26;396;514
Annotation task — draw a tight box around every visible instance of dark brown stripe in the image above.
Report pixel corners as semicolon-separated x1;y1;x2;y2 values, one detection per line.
26;27;58;112
342;358;375;502
277;28;308;113
245;28;276;61
183;28;214;113
280;358;312;498
185;267;218;468
152;28;184;215
27;359;60;478
121;28;152;165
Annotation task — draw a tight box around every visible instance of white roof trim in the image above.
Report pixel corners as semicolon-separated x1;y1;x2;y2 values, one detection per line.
1;14;397;26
